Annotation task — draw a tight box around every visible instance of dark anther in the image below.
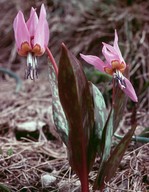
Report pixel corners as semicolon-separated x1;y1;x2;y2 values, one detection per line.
117;76;126;88
25;63;32;79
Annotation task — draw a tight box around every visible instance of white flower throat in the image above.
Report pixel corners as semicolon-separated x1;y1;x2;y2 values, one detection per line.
113;70;126;89
26;52;38;80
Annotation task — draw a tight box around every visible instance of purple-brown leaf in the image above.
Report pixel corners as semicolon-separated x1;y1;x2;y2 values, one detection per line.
58;43;94;191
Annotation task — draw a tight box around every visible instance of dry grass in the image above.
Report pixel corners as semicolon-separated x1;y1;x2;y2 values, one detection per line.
0;74;148;191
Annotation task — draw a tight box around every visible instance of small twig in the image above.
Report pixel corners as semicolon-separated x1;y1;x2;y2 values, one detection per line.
114;133;149;143
0;67;22;93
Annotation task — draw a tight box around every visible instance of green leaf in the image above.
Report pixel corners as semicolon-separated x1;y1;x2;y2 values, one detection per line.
58;43;94;191
0;147;3;154
91;83;107;141
94;124;136;190
85;68;112;84
100;108;113;160
7;148;13;156
0;183;11;192
48;62;68;145
93;108;113;189
89;83;107;154
114;133;149;143
85;82;108;175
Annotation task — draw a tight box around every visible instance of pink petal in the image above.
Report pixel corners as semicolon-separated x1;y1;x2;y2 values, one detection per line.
44;20;50;47
102;44;119;65
13;11;30;49
103;42;116;53
26;7;38;38
122;78;138;102
33;4;49;51
114;30;126;65
80;54;105;72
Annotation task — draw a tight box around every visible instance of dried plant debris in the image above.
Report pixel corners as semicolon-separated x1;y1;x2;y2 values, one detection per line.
0;139;67;192
106;143;149;192
0;71;148;191
0;138;149;191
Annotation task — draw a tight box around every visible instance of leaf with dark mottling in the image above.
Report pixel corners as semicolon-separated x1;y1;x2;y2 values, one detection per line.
88;82;107;161
91;83;107;143
48;62;68;145
100;108;113;160
93;108;113;190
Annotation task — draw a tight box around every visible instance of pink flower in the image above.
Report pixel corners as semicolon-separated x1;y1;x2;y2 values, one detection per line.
13;4;49;79
80;30;138;102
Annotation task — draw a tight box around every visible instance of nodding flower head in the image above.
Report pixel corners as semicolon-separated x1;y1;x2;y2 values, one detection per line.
80;30;138;102
13;4;49;80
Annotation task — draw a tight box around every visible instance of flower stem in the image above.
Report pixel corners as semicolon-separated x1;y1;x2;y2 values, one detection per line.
81;176;89;192
112;78;116;107
46;47;58;77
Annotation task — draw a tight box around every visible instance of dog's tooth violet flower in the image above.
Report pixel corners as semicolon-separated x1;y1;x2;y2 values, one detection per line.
13;4;49;79
80;30;138;102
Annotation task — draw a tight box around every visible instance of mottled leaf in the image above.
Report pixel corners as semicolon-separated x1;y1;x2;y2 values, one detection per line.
48;62;68;145
89;83;107;154
58;43;94;191
96;108;113;175
93;108;113;189
91;83;107;140
94;124;136;190
101;108;113;160
86;82;107;170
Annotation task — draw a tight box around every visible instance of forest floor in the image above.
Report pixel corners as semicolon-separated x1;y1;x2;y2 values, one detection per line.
0;72;149;192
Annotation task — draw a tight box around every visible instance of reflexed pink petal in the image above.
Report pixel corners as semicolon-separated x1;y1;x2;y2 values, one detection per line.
80;54;105;72
33;4;49;52
26;7;38;37
102;44;119;65
13;11;30;49
122;78;138;102
114;30;126;65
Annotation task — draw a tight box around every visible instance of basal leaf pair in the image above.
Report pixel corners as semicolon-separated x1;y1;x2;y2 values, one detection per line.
56;44;107;191
54;43;136;191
